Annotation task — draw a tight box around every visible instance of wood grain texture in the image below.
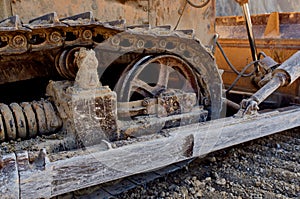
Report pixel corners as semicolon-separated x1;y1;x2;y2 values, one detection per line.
2;106;300;198
0;153;19;199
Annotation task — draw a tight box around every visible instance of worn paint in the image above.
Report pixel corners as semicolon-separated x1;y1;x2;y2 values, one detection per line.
215;12;300;101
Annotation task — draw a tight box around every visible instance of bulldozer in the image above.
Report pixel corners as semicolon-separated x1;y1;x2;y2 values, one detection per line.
0;0;299;198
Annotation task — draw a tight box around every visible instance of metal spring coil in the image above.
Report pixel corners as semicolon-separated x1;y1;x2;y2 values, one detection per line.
0;99;62;142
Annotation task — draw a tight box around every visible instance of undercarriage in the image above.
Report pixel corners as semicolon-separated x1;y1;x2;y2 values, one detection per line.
0;0;299;198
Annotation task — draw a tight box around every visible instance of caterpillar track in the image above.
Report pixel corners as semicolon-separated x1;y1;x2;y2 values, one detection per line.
0;11;222;143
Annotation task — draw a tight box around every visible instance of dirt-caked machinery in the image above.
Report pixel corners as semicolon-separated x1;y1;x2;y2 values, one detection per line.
0;0;299;198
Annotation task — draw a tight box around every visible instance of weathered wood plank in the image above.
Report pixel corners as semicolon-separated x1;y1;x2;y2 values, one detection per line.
19;106;300;198
0;153;19;199
51;134;190;196
18;149;52;199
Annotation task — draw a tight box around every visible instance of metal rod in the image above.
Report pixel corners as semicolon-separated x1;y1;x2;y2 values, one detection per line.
250;73;285;105
240;51;300;114
225;99;240;110
253;50;300;104
241;3;259;71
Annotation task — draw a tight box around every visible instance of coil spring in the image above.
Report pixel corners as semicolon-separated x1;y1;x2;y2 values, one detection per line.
0;99;62;142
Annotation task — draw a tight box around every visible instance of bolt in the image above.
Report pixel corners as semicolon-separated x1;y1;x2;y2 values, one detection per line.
159;40;167;48
12;35;26;48
142;98;150;106
203;98;209;106
49;31;62;43
82;30;93;40
193;56;201;64
179;43;186;51
111;36;120;46
137;40;145;48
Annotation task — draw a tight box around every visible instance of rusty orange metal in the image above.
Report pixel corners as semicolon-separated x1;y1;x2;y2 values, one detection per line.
215;12;300;102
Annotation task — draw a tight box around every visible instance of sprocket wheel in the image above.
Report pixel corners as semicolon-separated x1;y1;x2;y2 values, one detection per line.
115;54;201;104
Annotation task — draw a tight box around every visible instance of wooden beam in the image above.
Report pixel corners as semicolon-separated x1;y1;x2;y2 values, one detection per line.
10;106;300;197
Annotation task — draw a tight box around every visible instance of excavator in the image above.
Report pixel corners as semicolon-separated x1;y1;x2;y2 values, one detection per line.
0;0;299;198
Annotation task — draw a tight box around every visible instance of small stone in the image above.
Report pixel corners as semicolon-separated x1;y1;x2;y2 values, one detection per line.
208;156;216;162
111;143;117;148
205;177;212;182
189;187;196;194
174;185;180;192
173;192;179;198
216;178;226;186
195;190;203;197
192;176;197;181
208;186;215;192
213;172;219;179
141;189;146;194
220;191;227;197
180;187;189;198
255;181;262;187
194;180;204;188
168;184;176;191
184;178;191;185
